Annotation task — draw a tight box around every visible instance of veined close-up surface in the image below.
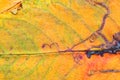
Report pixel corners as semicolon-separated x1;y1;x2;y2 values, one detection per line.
0;0;120;80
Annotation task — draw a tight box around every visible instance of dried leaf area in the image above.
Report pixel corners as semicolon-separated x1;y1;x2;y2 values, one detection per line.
0;0;22;14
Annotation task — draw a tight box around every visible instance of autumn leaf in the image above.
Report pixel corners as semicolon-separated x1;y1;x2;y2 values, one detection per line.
0;0;120;80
